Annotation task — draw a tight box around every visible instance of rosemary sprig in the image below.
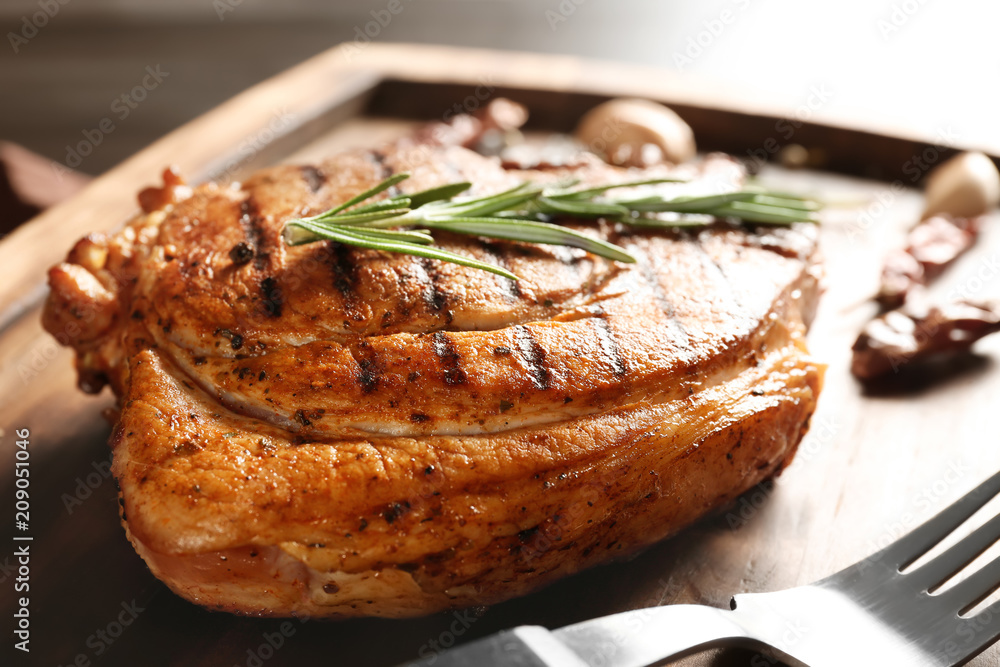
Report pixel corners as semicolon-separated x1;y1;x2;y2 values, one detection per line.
282;173;819;279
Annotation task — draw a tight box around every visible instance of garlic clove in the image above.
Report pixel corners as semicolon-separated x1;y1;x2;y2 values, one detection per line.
922;151;1000;220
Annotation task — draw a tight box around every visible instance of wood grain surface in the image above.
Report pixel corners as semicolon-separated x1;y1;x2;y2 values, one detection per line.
2;43;1000;667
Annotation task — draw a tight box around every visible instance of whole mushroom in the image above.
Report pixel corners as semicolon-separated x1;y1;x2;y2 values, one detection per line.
574;98;696;167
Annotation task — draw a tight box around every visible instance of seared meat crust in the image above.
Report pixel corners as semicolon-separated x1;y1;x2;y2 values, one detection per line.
44;140;823;617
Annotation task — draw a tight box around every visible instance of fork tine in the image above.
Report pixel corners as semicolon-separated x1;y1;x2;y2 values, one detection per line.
906;512;1000;591
874;471;1000;571
935;551;1000;615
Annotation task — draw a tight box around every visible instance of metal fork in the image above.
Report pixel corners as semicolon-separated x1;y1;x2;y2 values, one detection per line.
402;470;1000;667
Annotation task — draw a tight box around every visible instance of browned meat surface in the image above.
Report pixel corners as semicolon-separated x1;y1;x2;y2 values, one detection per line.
43;136;823;618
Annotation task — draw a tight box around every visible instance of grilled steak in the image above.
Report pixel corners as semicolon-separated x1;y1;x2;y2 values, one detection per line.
43;135;823;618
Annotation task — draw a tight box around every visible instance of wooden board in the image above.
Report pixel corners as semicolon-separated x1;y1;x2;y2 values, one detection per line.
3;43;1000;667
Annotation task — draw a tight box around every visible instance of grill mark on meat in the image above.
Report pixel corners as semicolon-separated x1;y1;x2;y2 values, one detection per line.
418;258;452;324
229;242;254;266
238;197;270;271
547;244;587;268
300;165;326;193
369;150;395;179
329;244;366;324
478;241;522;301
514;325;550;390
358;362;379;393
592;314;628;378
627;242;691;352
641;260;688;343
352;340;382;394
368;150;402;198
432;331;467;386
398;260;438;321
694;233;744;317
260;277;283;318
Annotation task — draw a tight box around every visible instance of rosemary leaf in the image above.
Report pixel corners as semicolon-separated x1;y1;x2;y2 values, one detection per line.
286;219;432;245
395;182;472;208
309;208;411;226
545;177;686;200
287;220;517;279
280;170;819;279
620;191;758;213
419;216;637;264
711;201;820;224
333;226;435;244
322;172;410;217
337;198;413;216
430;183;542;218
748;194;821;212
534;196;630;218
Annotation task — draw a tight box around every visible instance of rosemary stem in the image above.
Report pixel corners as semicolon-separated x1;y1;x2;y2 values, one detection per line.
281;172;819;279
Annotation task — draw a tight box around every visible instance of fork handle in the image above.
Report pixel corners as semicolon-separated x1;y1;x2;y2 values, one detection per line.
398;605;755;667
398;625;593;666
554;603;756;667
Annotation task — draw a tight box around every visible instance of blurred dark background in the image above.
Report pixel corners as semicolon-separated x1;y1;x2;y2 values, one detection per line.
0;0;997;176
